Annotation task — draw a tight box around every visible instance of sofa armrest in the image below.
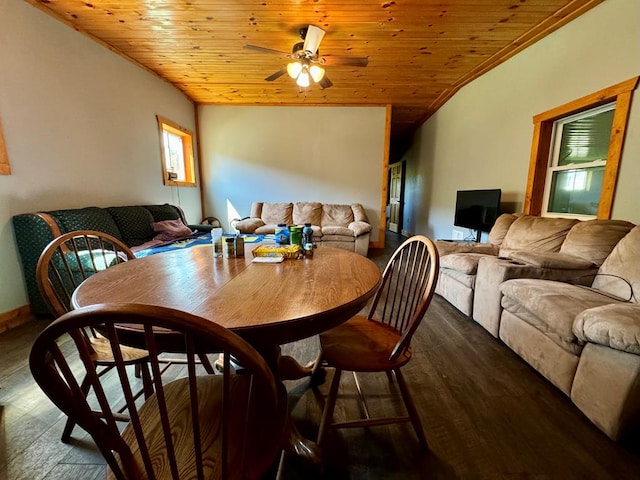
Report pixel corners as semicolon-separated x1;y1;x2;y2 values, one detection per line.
435;240;499;257
573;304;640;354
348;221;372;237
189;224;214;233
472;256;599;337
234;217;265;234
509;251;597;270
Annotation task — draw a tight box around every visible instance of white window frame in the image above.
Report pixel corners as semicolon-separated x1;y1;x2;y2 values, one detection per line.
541;103;614;219
524;77;638;219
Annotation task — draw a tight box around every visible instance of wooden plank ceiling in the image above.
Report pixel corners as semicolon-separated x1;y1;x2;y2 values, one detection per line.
26;0;603;141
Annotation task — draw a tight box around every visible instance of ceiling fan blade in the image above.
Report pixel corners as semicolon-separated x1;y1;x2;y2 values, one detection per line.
265;68;287;82
303;25;326;54
244;44;290;57
321;55;369;67
318;76;333;89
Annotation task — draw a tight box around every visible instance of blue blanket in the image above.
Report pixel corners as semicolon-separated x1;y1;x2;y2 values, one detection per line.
134;232;266;258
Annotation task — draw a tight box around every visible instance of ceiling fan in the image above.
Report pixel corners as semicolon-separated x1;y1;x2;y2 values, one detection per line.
244;25;369;89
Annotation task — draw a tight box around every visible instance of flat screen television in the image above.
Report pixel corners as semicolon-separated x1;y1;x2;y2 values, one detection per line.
454;189;502;241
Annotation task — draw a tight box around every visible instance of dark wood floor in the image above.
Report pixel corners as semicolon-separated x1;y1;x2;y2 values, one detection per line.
2;232;640;479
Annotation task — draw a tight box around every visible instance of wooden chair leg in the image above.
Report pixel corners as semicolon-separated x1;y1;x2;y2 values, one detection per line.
317;367;342;446
61;373;92;443
198;353;216;374
140;362;153;399
309;351;326;386
395;368;428;450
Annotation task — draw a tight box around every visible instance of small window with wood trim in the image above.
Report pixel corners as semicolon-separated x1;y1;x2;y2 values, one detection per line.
157;116;196;187
0;116;11;175
524;77;638;219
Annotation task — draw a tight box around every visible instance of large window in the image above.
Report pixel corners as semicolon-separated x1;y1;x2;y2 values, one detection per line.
524;77;638;219
157;116;196;187
542;103;614;218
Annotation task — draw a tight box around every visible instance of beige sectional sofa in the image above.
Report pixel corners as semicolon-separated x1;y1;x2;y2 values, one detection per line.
436;214;584;319
500;225;640;440
435;214;640;440
233;201;372;256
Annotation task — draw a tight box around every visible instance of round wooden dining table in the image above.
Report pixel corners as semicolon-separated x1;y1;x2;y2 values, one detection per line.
72;242;381;353
72;241;382;468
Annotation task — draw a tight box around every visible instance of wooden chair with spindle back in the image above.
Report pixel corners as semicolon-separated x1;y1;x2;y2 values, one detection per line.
29;303;288;480
312;235;439;449
36;230;153;442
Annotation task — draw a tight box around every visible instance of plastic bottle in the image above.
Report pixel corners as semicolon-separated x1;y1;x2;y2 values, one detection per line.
234;233;245;257
302;223;314;257
211;228;223;258
290;225;302;247
275;223;290;245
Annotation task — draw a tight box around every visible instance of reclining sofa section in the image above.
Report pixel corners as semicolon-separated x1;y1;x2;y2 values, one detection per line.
435;214;639;441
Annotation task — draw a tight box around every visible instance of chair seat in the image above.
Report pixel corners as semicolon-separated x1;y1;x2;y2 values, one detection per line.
319;315;412;372
89;336;149;365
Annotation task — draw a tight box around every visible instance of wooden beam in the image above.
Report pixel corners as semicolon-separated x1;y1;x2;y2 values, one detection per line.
0;115;10;175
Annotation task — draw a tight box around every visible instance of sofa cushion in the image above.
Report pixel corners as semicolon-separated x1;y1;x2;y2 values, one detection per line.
293;202;322;226
560;219;635;267
48;207;122;240
321;204;354;228
573;304;640;354
500;279;622;354
261;203;293;225
249;202;263;219
107;206;156;246
509;251;596;270
439;268;476;289
488;213;519;246
143;204;182;222
322;226;354;237
440;253;487;275
435;241;499;257
350;203;369;223
593;225;640;303
322;234;355;243
499;216;578;258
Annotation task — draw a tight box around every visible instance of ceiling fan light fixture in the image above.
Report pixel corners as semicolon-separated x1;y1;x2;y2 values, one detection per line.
309;65;325;82
287;61;303;79
296;70;310;88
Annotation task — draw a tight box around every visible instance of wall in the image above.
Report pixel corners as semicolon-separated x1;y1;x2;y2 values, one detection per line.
403;0;640;241
0;0;199;314
198;105;387;240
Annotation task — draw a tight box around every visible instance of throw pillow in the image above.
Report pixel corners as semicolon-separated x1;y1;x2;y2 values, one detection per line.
152;219;193;242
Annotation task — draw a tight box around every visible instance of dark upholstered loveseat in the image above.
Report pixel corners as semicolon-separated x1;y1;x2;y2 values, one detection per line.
13;204;205;315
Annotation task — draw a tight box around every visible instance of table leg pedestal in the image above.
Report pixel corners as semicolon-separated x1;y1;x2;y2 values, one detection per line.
258;346;324;472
